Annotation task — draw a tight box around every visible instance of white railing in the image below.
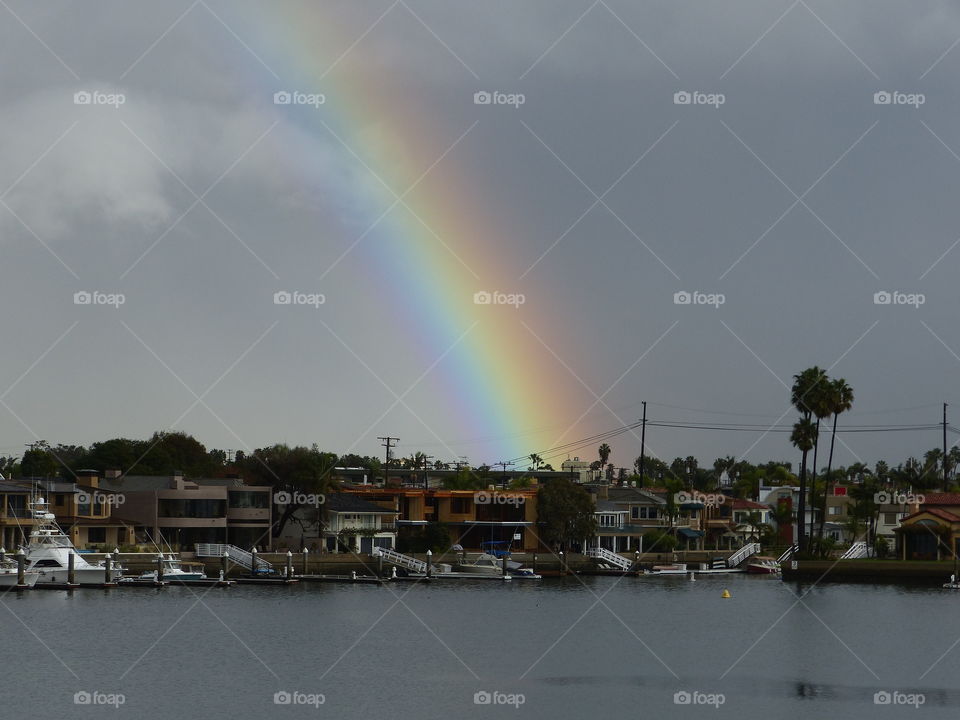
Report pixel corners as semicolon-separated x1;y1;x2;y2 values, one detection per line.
777;544;798;563
585;546;632;570
840;541;868;559
374;547;427;573
195;543;273;571
727;542;761;568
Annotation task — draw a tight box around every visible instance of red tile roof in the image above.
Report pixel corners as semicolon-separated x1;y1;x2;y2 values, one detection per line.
903;507;960;523
920;493;960;506
728;498;769;510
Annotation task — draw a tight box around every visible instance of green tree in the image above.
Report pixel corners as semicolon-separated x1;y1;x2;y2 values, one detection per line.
537;477;597;551
598;443;611;468
818;378;853;540
791;366;828;552
20;442;59;478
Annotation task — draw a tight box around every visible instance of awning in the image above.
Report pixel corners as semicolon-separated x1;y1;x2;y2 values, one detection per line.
678;528;704;538
679;502;705;510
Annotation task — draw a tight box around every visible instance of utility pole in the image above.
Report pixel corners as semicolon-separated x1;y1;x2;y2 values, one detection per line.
421;454;434;490
378;437;399;486
639;401;647;488
496;461;514;489
944;403;949;489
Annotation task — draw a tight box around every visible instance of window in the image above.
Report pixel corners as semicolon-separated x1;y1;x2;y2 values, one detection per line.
229;491;269;509
54;494;65;507
631;507;639;520
828;506;841;516
883;513;898;525
158;499;226;518
87;528;106;543
451;498;469;514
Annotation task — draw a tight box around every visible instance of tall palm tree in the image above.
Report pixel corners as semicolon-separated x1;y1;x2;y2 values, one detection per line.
598;443;611;468
818;378;854;540
807;382;834;540
791;367;828;552
529;453;544;471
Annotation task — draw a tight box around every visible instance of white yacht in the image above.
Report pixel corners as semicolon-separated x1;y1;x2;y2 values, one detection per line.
451;553;540;579
21;497;120;585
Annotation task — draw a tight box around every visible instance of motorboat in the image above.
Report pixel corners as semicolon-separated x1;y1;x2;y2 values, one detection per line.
0;557;39;588
453;552;540;579
21;497;121;585
644;563;689;575
121;554;207;583
746;556;782;574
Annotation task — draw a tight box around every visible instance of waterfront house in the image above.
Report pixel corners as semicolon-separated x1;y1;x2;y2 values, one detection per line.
704;498;771;549
320;493;397;553
894;493;960;560
588;485;672;552
91;471;273;551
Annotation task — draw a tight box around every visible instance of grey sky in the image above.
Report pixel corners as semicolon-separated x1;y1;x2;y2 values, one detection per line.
2;1;960;472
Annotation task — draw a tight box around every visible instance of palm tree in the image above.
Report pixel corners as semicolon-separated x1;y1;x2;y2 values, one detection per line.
598;443;611;468
807;381;834;540
818;378;854;540
791;367;828;552
529;453;544;471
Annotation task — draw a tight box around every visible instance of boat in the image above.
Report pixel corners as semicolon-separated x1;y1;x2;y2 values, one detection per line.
452;552;540;579
746;556;782;574
644;563;689;575
120;554;207;584
21;497;121;585
0;557;39;588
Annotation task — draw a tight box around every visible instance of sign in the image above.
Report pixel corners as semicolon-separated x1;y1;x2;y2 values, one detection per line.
513;533;521;541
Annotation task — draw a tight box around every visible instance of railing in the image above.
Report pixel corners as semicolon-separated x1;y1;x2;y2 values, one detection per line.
373;547;426;573
585;546;632;570
840;541;868;559
727;542;761;568
195;543;273;571
777;544;799;563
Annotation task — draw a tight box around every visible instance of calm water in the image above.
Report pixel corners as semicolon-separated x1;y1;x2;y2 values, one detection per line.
2;574;959;718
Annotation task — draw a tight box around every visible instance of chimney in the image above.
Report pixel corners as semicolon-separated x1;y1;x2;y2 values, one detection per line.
597;484;608;500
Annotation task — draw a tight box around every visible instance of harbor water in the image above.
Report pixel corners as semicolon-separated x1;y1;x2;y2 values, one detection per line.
2;574;959;718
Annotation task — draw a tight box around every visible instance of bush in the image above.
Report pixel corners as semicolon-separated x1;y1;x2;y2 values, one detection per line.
642;530;678;553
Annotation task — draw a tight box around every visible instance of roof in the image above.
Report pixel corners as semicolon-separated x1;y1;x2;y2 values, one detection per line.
324;493;398;514
98;475;253;492
727;498;769;510
919;493;960;506
594;500;628;513
605;487;666;505
901;507;960;524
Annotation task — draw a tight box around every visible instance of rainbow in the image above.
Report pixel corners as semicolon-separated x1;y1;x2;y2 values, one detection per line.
232;6;576;462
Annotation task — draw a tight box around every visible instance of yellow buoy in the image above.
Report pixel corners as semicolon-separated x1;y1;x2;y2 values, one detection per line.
721;589;731;598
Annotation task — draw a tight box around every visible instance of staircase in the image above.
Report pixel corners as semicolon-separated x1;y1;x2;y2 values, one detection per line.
373;547;427;574
195;544;273;572
727;542;761;568
777;544;799;563
585;546;632;571
840;541;868;559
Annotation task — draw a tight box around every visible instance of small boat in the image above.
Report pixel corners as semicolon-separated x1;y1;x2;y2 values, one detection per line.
121;554;207;583
645;563;689;575
0;558;40;588
452;553;540;578
746;556;781;574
